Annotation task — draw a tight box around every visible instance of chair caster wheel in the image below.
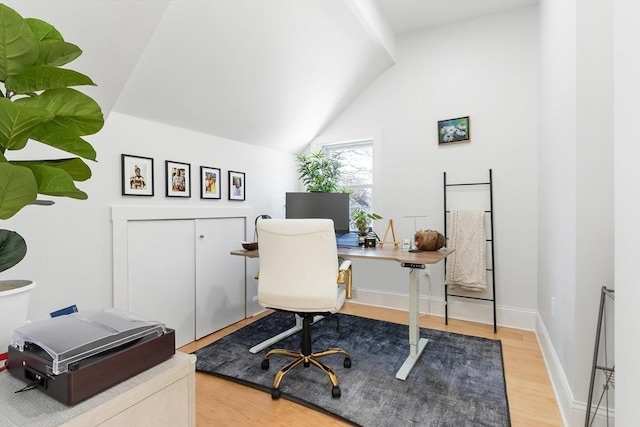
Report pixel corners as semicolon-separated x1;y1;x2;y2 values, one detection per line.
331;386;341;399
344;358;351;368
271;388;281;400
261;359;269;370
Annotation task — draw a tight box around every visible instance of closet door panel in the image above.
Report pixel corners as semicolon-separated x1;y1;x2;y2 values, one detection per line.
195;218;245;339
128;220;196;347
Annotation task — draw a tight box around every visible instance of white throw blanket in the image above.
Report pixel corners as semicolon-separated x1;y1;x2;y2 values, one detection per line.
446;209;487;291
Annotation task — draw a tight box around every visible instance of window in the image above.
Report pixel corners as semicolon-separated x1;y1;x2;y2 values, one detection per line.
322;140;374;225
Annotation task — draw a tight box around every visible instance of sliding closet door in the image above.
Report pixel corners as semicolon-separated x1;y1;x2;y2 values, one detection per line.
194;218;245;339
127;220;196;347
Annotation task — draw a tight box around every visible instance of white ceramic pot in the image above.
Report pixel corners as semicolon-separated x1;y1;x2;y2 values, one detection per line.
0;280;36;355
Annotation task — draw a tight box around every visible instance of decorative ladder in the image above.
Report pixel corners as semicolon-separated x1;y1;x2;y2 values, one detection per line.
443;169;497;333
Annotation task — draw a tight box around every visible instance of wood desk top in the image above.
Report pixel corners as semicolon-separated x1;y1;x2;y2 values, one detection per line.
230;249;260;258
231;246;453;265
337;246;453;264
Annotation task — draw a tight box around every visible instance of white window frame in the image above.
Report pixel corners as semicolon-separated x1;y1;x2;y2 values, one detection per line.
310;131;382;226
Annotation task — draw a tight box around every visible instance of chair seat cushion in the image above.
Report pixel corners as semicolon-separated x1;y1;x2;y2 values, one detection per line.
260;288;346;313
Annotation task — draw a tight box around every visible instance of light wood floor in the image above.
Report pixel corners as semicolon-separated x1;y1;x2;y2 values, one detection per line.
179;302;564;426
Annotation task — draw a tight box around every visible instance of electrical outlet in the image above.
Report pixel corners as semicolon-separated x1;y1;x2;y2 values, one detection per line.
551;297;555;318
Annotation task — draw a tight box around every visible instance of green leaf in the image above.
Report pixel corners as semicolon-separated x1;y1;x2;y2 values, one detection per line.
0;162;37;219
26;163;88;199
0;97;55;150
36;40;82;67
15;88;104;136
13;158;92;182
26;121;97;160
5;66;96;94
25;18;63;42
0;4;38;80
0;229;27;273
295;151;343;193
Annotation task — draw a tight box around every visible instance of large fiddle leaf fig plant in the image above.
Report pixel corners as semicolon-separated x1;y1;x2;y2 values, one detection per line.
0;3;104;273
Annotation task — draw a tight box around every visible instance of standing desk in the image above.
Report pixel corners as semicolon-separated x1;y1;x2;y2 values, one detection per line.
231;246;453;381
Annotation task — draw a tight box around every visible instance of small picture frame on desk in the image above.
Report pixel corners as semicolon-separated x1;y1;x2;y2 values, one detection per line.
228;170;245;201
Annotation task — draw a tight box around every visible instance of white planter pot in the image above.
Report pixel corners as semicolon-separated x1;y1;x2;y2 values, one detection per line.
0;280;36;355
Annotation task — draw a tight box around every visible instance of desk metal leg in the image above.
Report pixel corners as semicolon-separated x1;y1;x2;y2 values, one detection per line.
395;267;429;380
249;314;324;354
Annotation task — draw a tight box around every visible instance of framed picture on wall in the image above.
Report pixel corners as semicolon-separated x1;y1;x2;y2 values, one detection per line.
438;116;470;144
200;166;221;199
121;154;154;196
166;160;191;197
228;170;245;201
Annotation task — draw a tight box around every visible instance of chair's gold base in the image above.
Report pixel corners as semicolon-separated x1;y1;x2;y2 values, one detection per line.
263;347;351;397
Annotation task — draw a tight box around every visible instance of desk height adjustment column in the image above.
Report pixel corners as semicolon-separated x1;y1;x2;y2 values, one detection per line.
395;264;429;380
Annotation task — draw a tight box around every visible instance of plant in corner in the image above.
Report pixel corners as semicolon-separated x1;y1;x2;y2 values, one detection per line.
351;207;382;236
0;3;103;272
0;3;104;351
295;150;343;193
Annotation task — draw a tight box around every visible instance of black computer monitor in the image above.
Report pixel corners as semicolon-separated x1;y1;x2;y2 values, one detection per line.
285;192;350;235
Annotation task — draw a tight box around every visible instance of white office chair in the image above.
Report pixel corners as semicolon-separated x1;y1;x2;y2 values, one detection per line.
257;218;351;400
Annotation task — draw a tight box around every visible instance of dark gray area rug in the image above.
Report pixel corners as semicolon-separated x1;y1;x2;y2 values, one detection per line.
194;312;510;427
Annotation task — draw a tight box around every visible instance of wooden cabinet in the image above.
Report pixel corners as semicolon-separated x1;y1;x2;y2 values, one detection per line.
112;207;250;348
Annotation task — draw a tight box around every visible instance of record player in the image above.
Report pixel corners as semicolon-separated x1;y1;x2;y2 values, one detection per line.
6;308;175;405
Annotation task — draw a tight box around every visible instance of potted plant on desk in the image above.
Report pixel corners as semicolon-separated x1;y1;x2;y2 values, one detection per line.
0;3;104;358
351;207;382;236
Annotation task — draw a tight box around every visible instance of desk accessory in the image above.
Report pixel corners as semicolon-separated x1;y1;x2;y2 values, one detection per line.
413;229;445;251
244;215;272;250
378;219;399;248
242;241;258;251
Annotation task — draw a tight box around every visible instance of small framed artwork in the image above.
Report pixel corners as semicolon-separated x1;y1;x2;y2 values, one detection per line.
228;170;245;201
438;116;470;145
200;166;221;199
121;154;154;196
166;160;191;197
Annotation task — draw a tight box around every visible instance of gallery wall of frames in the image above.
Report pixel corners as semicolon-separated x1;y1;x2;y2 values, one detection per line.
121;154;245;201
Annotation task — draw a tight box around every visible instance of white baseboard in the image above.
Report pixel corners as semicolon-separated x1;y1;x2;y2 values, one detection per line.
349;287;537;331
536;313;573;426
536;313;615;427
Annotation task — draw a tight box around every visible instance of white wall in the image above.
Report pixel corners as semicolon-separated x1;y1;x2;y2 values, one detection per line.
2;113;297;321
313;6;539;329
613;0;640;424
538;0;616;425
575;0;614;409
537;2;577;405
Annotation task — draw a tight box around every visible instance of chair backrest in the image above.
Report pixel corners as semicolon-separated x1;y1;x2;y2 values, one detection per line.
257;218;342;312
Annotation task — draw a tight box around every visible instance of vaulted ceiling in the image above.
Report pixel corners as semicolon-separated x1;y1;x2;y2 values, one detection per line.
6;0;537;153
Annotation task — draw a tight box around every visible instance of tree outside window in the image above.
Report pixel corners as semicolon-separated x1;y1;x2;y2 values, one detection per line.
322;141;374;228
